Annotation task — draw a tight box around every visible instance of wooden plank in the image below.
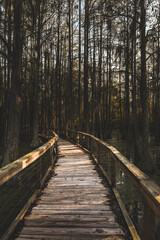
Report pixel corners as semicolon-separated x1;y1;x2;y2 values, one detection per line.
33;204;112;211
51;176;103;180
42;189;109;194
25;214;116;221
30;209;115;215
15;235;125;240
24;219;120;228
42;188;109;193
18;226;125;236
42;198;111;203
39;196;108;201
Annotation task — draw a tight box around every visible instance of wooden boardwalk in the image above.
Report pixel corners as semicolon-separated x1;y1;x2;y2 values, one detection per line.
15;139;127;240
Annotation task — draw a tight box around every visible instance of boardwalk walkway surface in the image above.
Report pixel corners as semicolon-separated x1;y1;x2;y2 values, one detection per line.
14;139;128;240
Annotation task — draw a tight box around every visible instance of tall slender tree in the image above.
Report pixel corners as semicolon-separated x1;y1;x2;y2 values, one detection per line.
139;0;156;172
3;0;23;165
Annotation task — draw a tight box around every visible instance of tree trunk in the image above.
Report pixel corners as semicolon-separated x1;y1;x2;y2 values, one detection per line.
124;5;130;140
139;0;156;172
68;0;73;128
84;0;89;132
98;16;103;138
131;0;141;165
91;16;96;134
78;0;81;129
31;0;41;148
108;19;112;139
155;6;160;142
3;0;22;166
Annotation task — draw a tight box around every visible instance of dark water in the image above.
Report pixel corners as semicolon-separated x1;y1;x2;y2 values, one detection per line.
105;138;160;185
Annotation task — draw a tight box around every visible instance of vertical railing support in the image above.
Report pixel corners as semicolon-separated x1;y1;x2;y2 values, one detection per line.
97;143;100;164
73;132;76;143
37;157;42;188
143;199;155;240
55;141;58;156
50;146;54;165
86;136;89;150
88;137;91;152
77;133;80;145
80;134;82;146
111;157;116;188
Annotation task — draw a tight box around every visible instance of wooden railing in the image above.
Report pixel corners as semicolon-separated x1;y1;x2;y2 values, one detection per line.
0;131;59;240
57;129;160;240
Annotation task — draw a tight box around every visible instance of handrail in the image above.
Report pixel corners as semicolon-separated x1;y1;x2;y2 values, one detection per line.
0;132;59;186
0;131;59;240
77;131;160;211
58;129;160;240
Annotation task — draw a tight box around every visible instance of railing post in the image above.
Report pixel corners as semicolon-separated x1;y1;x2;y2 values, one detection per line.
97;143;100;163
55;141;58;156
86;136;89;150
111;158;116;188
37;157;42;187
77;133;80;145
88;137;92;153
50;146;54;165
80;134;82;146
72;132;73;142
143;199;155;240
75;132;77;143
84;136;86;148
18;172;22;190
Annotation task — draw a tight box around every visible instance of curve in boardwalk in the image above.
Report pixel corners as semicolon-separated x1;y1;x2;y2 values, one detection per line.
14;139;128;240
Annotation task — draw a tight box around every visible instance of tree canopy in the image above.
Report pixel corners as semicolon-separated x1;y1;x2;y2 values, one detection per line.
0;0;160;173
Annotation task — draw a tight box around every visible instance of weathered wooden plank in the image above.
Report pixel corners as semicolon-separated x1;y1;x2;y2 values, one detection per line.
57;161;92;164
42;189;109;194
24;219;120;228
33;204;112;211
39;198;110;203
30;209;115;215
42;189;109;193
47;183;104;187
18;226;125;236
43;185;107;190
54;166;96;170
50;175;102;179
16;235;125;240
25;214;116;222
56;161;95;167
